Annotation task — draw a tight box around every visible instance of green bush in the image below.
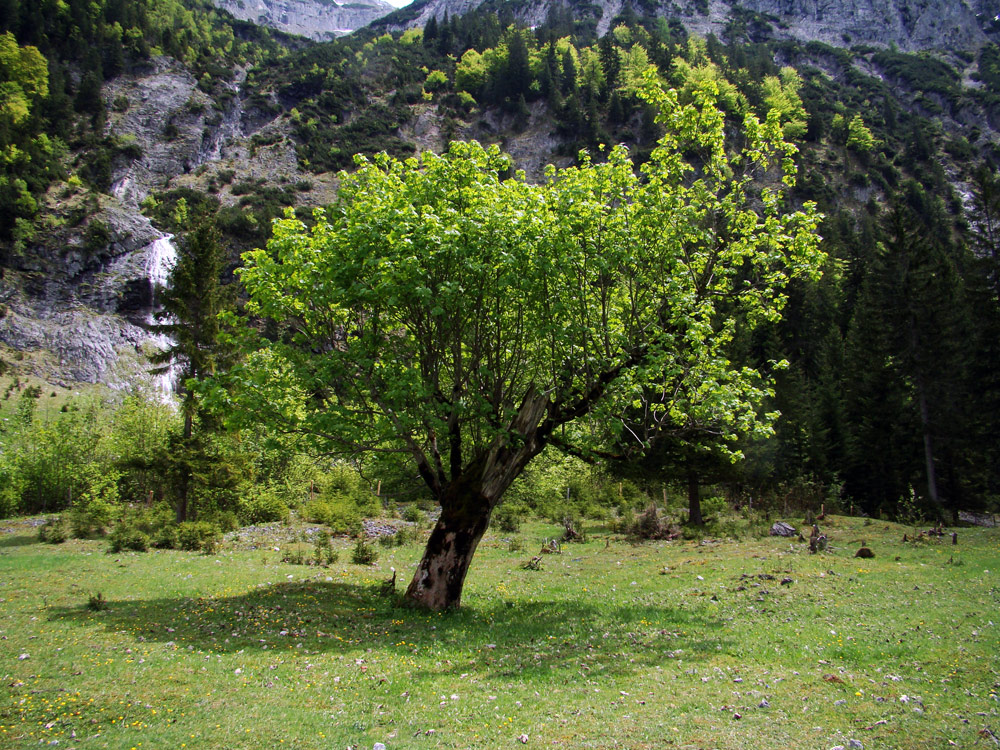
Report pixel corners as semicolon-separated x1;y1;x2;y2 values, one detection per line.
176;521;222;554
401;504;424;524
491;502;525;533
350;539;378;565
302;465;379;533
238;489;290;525
107;521;150;553
152;524;178;549
212;510;240;533
67;475;119;538
38;516;68;544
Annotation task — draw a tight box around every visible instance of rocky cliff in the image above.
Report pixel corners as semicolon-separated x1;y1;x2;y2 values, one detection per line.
382;0;999;52
212;0;395;40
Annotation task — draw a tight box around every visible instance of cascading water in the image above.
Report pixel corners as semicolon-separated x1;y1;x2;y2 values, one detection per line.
144;234;182;401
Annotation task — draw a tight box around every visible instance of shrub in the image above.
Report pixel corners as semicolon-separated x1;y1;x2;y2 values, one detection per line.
312;531;337;565
395;524;419;546
213;510;240;533
350;539;378;565
176;521;222;554
238;490;290;525
87;592;108;611
491;503;525;533
152;524;178;549
621;504;680;541
401;504;424;524
67;498;116;539
303;465;379;533
107;521;150;553
38;516;68;544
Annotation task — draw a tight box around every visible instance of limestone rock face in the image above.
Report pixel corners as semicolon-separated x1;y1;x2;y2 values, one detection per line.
734;0;998;52
385;0;998;52
212;0;395;40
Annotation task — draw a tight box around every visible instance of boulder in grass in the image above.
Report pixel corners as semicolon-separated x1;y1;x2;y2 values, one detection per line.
770;521;797;537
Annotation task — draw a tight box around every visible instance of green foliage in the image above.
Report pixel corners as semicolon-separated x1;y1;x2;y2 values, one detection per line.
237;489;290;526
86;592;107;611
299;464;378;533
107;520;150;553
37;515;67;544
176;521;222;554
400;504;425;525
846;114;876;151
350;538;378;565
761;67;807;139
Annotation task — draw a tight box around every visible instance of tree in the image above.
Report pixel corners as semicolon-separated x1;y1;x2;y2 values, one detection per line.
235;72;823;610
843;190;971;519
846;114;876;152
152;216;233;521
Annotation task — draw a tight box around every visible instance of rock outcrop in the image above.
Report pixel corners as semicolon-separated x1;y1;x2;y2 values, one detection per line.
383;0;999;52
212;0;395;40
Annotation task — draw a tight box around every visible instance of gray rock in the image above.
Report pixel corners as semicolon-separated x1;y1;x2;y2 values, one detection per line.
384;0;996;53
848;740;864;750
211;0;394;40
770;521;797;537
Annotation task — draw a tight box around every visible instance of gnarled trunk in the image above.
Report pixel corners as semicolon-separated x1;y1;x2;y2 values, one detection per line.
404;481;494;611
404;387;552;610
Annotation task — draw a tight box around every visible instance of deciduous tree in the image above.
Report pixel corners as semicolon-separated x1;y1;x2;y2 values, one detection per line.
235;72;823;610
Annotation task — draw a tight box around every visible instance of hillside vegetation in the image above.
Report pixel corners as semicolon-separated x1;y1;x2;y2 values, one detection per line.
1;0;999;527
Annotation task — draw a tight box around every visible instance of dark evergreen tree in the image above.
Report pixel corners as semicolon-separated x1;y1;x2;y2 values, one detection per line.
151;216;234;521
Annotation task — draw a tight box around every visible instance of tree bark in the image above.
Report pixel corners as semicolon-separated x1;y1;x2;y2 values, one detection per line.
404;481;494;611
687;470;703;526
404;386;552;610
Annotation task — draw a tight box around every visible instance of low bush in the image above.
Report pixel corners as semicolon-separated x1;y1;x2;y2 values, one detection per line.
350;539;378;565
238;490;290;525
401;504;424;524
152;524;178;549
176;521;222;554
491;503;525;533
38;516;68;544
107;521;150;553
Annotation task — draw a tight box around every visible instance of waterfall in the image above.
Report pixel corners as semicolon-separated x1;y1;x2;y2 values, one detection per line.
144;234;182;401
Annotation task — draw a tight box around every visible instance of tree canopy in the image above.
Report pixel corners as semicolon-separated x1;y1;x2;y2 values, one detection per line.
234;70;824;609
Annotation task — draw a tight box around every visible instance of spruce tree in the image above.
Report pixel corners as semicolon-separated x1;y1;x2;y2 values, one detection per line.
151;216;233;521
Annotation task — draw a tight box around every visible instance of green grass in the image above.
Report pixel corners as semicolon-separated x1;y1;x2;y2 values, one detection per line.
1;515;998;749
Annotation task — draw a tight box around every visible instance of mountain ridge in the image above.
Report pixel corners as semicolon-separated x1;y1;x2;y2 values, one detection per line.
211;0;396;39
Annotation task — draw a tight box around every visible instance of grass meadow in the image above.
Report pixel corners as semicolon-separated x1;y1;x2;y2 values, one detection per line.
1;514;998;749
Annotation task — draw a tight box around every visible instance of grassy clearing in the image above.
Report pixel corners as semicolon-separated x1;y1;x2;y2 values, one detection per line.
1;515;998;749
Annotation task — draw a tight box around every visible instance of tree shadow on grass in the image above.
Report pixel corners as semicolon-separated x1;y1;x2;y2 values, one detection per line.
49;579;732;680
0;532;40;548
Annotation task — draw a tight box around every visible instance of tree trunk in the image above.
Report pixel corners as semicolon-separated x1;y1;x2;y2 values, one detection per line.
687;470;703;526
909;322;941;512
175;409;194;524
404;387;551;610
404;483;493;611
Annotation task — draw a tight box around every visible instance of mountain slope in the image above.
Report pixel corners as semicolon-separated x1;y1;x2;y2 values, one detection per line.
375;0;1000;52
211;0;396;39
